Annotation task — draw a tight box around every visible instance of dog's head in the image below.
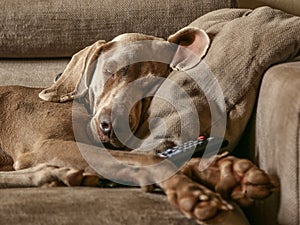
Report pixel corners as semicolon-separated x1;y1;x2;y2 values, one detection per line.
39;27;210;149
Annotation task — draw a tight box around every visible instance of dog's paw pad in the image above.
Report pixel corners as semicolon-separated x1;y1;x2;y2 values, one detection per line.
184;156;279;207
165;176;232;222
230;161;279;206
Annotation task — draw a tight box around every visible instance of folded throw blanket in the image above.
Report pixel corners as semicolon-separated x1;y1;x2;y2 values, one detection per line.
145;7;300;152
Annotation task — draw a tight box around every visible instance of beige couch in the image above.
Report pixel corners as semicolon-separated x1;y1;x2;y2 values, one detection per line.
0;0;299;225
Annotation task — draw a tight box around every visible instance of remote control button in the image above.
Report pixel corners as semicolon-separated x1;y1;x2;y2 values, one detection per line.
165;149;173;154
197;136;206;140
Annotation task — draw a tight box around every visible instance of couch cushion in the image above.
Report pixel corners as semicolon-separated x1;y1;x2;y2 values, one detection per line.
0;0;237;58
253;61;300;225
0;187;252;225
0;59;69;88
0;187;197;225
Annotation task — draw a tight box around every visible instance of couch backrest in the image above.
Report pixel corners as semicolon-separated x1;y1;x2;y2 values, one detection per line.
0;0;236;58
238;0;300;16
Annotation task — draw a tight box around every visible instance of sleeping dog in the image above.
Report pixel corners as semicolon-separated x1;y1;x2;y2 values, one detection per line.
0;27;278;224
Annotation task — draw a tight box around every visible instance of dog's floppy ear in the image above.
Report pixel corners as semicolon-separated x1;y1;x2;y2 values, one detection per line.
168;27;210;71
39;40;106;102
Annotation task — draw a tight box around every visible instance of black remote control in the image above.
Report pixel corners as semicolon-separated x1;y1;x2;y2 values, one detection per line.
157;136;228;162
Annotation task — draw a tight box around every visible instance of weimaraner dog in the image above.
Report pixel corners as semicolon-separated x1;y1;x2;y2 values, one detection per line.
0;27;278;224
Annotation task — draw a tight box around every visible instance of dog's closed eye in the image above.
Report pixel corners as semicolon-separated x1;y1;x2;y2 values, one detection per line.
103;65;128;78
103;60;118;76
103;68;115;77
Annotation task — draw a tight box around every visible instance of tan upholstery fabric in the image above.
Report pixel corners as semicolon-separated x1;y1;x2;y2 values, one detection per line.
117;7;300;159
0;59;69;88
0;0;236;58
253;61;300;225
238;0;300;16
191;7;300;149
0;188;197;225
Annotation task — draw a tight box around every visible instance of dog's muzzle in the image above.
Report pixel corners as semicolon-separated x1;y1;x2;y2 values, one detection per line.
95;108;112;143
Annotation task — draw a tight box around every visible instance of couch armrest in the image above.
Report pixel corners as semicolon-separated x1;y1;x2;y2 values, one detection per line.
252;61;300;225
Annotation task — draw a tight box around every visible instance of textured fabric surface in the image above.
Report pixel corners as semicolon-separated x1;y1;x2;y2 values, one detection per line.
0;187;197;225
0;187;251;225
143;7;300;153
238;0;300;16
253;61;300;225
0;0;236;58
190;7;300;149
0;59;69;88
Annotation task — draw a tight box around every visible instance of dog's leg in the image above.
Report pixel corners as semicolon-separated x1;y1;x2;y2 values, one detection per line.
180;153;279;207
91;150;235;223
15;141;237;222
0;140;165;188
90;147;234;222
0;164;85;188
0;140;235;222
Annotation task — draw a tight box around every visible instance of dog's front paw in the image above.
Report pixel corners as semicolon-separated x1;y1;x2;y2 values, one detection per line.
160;174;233;223
182;153;279;207
31;164;85;187
226;156;279;206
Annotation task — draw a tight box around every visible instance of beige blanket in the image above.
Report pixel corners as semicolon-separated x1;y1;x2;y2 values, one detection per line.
143;7;300;152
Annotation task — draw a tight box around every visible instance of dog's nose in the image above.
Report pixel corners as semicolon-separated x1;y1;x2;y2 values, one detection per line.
99;108;112;136
99;120;112;135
